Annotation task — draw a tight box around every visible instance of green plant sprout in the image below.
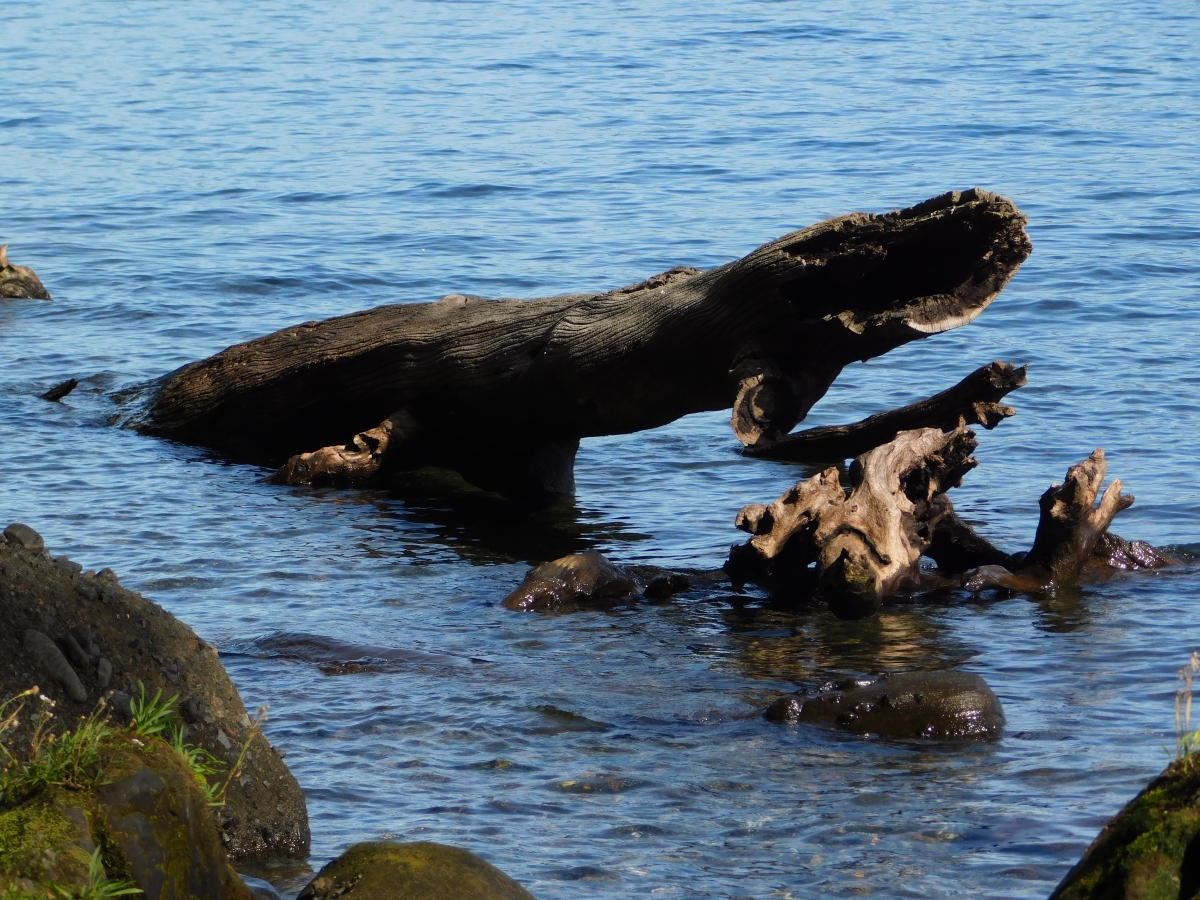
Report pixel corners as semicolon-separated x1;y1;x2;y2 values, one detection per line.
1176;650;1200;766
128;684;178;739
51;848;141;900
0;690;110;805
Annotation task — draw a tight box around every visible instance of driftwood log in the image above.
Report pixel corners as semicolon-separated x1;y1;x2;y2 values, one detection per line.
0;245;50;300
731;435;1173;616
137;188;1031;494
745;360;1026;462
727;424;979;618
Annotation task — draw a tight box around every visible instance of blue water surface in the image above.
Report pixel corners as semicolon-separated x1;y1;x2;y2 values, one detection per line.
3;1;1199;897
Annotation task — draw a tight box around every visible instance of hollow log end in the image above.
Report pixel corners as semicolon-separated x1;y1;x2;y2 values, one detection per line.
735;503;769;535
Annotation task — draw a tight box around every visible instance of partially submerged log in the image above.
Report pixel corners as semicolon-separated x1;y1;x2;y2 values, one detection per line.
0;244;51;300
959;449;1174;592
728;424;979;618
137;189;1031;494
728;427;1174;614
745;360;1026;462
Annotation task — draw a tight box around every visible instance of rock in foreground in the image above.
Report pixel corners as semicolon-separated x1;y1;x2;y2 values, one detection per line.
765;670;1005;740
0;523;309;859
1050;757;1200;900
1;727;252;900
298;842;536;900
502;551;638;611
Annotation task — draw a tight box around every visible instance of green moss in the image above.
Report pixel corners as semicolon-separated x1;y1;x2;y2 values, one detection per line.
0;791;95;893
300;841;535;900
1052;760;1200;899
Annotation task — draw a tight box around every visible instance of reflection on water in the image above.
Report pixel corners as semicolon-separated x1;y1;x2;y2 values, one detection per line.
3;0;1200;897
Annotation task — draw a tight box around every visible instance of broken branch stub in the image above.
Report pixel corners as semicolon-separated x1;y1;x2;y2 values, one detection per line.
138;189;1030;495
745;360;1027;462
1022;449;1135;584
961;449;1138;592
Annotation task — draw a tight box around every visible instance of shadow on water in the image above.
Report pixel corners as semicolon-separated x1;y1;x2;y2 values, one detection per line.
301;466;652;566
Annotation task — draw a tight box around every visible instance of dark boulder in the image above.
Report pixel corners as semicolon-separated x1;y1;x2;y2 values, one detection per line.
0;524;309;860
0;732;253;900
765;670;1005;740
96;735;255;900
298;841;535;900
502;551;638;611
1050;757;1200;900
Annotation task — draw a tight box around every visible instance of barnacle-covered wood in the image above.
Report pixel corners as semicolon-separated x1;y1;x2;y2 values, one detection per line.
0;244;51;300
745;360;1026;462
139;189;1030;494
727;425;978;617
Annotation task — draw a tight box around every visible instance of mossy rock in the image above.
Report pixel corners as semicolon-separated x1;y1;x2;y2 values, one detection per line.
96;734;253;900
1051;758;1200;899
298;842;536;900
0;790;97;895
0;536;309;859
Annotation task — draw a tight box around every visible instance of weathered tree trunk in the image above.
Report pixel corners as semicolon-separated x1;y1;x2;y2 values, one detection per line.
137;188;1030;494
728;424;979;618
744;360;1026;462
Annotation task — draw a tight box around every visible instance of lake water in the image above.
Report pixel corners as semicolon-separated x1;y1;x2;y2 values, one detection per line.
3;1;1199;896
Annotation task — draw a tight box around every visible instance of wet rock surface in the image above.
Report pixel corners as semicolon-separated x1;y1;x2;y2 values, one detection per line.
502;551;638;611
298;841;536;900
0;524;309;860
765;670;1005;740
1050;757;1200;900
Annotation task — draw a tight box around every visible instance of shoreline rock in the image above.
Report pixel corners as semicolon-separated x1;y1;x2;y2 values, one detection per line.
1050;756;1200;899
0;523;309;860
298;842;536;900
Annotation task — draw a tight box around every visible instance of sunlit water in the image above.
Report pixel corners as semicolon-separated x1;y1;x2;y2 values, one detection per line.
3;1;1200;897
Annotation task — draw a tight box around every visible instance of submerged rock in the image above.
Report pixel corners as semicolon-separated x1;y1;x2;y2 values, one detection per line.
0;245;51;300
502;551;638;611
1050;757;1200;900
0;526;309;860
298;841;535;900
764;670;1005;740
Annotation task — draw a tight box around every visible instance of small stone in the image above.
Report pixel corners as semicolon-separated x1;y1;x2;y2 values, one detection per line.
64;633;90;670
53;555;83;575
217;729;233;750
644;573;691;600
180;696;204;724
4;522;45;552
104;690;132;721
70;624;95;649
23;628;87;702
96;658;112;688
